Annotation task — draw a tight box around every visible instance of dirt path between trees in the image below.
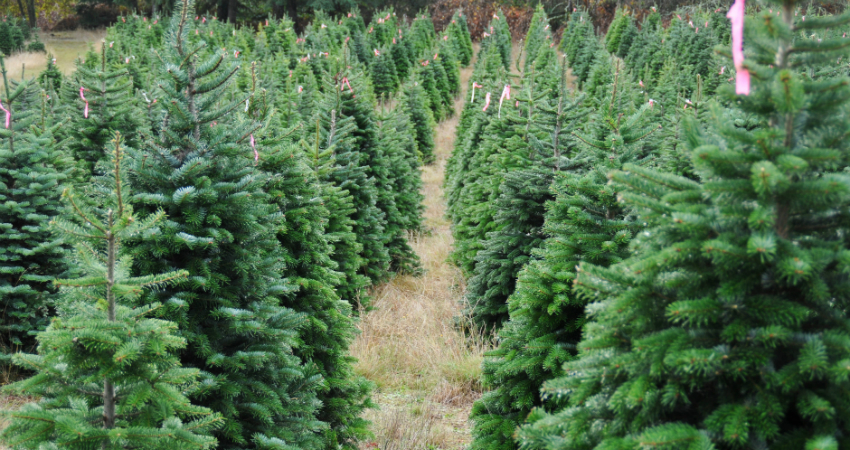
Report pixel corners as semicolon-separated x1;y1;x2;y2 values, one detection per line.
352;61;483;450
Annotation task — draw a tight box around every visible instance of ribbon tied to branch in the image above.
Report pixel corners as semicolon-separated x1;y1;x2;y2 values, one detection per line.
727;0;750;95
80;87;89;118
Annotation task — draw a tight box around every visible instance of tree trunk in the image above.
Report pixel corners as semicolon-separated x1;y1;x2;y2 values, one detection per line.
102;213;116;448
25;0;35;29
227;0;238;23
14;0;25;24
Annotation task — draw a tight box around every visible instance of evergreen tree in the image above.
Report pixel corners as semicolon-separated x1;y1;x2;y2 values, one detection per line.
0;57;70;365
64;44;144;177
257;120;374;449
471;61;660;450
370;45;399;98
1;135;222;450
447;11;473;67
377;102;424;273
520;4;850;449
126;1;324;447
37;54;63;90
462;60;585;332
313;69;393;286
304;111;370;309
400;79;436;164
0;22;12;56
389;36;411;83
522;5;551;73
605;11;629;54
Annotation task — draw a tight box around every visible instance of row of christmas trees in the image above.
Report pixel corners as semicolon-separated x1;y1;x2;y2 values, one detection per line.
0;1;469;449
448;2;850;449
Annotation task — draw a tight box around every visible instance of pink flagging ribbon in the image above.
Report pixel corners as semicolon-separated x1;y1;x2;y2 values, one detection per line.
374;49;380;56
498;85;510;117
341;77;353;93
471;82;482;102
482;92;491;111
250;134;258;162
0;101;9;128
80;87;89;118
727;0;750;95
298;85;303;93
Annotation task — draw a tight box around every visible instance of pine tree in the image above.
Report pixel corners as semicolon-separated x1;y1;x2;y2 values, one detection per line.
472;61;660;450
64;43;144;177
0;22;13;56
0;58;70;365
462;59;585;332
605;10;629;54
126;1;324;447
400;78;436;164
370;45;399;98
37;54;63;90
389;36;411;82
520;4;850;449
1;135;222;450
313;69;393;287
257;116;374;449
522;5;551;73
377;102;424;273
304;111;370;309
447;11;473;67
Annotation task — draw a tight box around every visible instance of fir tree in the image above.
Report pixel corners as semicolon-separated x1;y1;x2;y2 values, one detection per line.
126;1;324;447
377;102;423;273
389;36;411;82
370;45;399;98
37;54;63;90
257;119;374;449
304;111;370;309
64;43;144;177
462;59;586;333
0;57;70;365
400;79;436;164
0;22;13;56
472;64;660;449
520;4;850;449
1;135;222;450
313;69;393;287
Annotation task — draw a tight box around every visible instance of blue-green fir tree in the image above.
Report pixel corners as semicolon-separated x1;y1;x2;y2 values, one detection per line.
0;58;70;366
1;135;222;450
520;3;850;449
125;1;325;447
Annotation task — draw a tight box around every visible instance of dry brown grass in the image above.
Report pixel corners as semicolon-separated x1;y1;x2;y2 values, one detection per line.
353;52;487;449
3;28;106;80
0;395;33;449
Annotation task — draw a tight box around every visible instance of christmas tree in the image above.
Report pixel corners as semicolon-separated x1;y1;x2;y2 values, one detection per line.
370;45;399;98
520;3;850;449
304;111;370;309
256;117;374;448
0;22;13;56
399;78;436;164
313;69;393;287
1;135;222;450
126;1;324;447
470;63;660;450
0;57;70;365
63;43;144;177
37;54;63;90
462;58;586;332
377;101;424;273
